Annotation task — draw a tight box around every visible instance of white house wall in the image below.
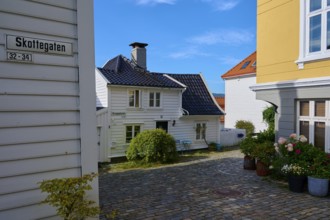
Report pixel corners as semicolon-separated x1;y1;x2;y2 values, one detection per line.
224;75;269;132
95;69;108;107
0;0;98;219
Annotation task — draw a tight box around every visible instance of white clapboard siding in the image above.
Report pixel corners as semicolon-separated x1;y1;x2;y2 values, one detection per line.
0;96;79;111
0;62;78;82
1;0;76;24
0;168;80;195
0;125;80;146
95;69;108;107
0;154;80;178
0;12;76;38
0;79;78;96
0;203;58;220
0;140;80;161
0;112;79;128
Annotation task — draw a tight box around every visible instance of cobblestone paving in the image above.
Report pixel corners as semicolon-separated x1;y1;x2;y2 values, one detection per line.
99;150;330;220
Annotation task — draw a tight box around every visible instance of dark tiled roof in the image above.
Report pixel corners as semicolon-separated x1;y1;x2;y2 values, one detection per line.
167;74;224;116
98;55;184;88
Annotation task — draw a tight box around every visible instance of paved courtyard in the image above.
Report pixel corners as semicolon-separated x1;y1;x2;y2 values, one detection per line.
99;150;330;220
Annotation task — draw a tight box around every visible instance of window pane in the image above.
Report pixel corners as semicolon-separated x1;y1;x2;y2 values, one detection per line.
135;90;140;107
156;93;160;107
327;12;330;49
149;93;154;107
314;122;325;151
299;121;310;141
196;123;201;140
134;126;140;137
126;126;133;143
315;101;325;116
129;91;134;107
300;101;310;116
202;123;206;139
309;15;322;53
310;0;322;12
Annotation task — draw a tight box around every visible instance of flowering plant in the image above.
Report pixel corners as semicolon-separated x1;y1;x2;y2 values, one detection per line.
281;163;308;176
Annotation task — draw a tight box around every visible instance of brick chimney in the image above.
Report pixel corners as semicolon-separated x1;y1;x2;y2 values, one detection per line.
129;42;148;69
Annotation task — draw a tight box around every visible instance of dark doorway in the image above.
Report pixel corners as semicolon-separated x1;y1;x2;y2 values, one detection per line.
156;121;168;133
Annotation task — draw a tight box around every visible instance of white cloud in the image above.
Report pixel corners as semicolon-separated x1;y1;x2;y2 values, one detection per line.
188;29;254;46
135;0;176;5
201;0;240;11
169;47;210;59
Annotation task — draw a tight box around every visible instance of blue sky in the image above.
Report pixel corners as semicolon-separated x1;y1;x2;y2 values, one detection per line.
94;0;256;94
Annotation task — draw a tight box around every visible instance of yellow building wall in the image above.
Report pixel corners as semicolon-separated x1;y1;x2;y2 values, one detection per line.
257;0;330;83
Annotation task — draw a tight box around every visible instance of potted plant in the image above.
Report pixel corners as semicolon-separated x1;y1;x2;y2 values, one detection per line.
307;148;330;197
252;141;276;176
281;163;308;193
239;136;257;170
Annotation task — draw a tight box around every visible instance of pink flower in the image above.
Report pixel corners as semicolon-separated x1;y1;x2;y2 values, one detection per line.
289;133;297;139
295;149;301;154
278;137;287;145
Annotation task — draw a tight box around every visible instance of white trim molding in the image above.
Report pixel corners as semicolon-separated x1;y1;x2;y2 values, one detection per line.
250;76;330;91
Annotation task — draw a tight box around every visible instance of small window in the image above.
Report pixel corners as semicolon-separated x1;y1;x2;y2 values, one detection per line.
128;90;140;108
252;61;256;67
126;125;141;143
241;61;251;69
195;123;206;140
315;101;325;117
314;122;325;151
300;101;310;116
149;92;161;107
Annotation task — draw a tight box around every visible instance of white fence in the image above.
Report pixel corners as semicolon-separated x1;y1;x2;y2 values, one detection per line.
220;128;245;147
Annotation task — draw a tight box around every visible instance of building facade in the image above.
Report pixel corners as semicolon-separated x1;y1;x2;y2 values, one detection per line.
0;1;99;218
252;0;330;152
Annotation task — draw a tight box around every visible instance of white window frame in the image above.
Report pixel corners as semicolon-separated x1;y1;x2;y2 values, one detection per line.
128;89;141;108
149;91;161;108
296;100;330;152
125;125;141;143
296;0;330;69
195;122;207;141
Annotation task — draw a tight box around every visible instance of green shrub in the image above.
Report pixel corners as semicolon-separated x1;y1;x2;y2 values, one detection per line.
235;120;255;137
39;173;99;220
257;129;275;143
262;105;275;131
239;136;257;157
126;129;178;163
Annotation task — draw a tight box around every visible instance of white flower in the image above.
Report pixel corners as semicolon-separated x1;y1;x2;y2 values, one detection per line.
278;137;287;145
299;135;307;143
287;144;293;152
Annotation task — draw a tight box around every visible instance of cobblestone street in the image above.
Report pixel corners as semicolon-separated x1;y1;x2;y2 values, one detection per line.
99;150;330;220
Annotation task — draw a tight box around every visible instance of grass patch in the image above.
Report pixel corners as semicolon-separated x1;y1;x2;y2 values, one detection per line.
99;147;240;173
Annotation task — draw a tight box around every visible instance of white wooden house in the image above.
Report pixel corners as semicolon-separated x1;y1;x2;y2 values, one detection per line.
96;43;224;161
0;1;98;219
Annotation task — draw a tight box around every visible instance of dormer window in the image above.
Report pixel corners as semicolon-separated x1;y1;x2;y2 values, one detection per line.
296;0;330;69
241;61;251;69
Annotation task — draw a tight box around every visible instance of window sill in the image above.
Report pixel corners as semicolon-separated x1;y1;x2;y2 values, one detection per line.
296;53;330;69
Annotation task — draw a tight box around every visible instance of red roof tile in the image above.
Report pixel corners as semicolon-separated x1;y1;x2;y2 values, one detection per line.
221;51;256;79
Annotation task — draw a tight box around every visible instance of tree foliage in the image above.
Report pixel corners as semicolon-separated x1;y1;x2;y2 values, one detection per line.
235;120;255;137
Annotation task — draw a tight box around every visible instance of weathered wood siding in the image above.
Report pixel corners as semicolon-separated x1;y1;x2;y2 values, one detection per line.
0;0;98;219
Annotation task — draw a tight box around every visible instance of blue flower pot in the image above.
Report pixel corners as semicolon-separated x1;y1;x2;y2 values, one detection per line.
308;176;329;197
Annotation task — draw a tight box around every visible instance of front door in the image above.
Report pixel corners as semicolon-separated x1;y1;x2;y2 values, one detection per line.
156;121;168;133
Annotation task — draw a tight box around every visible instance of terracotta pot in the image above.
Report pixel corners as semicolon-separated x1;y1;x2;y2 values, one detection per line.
256;160;270;176
243;155;256;170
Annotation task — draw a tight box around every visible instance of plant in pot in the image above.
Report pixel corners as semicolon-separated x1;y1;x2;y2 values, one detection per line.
239;136;257;170
281;162;308;193
307;147;330;197
252;141;276;176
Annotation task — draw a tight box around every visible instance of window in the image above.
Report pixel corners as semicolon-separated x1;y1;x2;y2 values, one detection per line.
126;125;140;143
297;0;330;68
149;92;161;107
296;100;330;152
128;90;140;108
195;122;206;140
241;61;251;69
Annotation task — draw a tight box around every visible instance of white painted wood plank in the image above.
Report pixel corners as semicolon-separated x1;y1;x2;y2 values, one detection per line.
30;0;76;10
0;95;79;111
0;154;81;178
0;140;80;161
1;0;77;24
0;112;79;128
0;203;57;220
0;125;80;146
0;168;80;195
0;79;79;96
0;12;77;38
0;62;78;82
